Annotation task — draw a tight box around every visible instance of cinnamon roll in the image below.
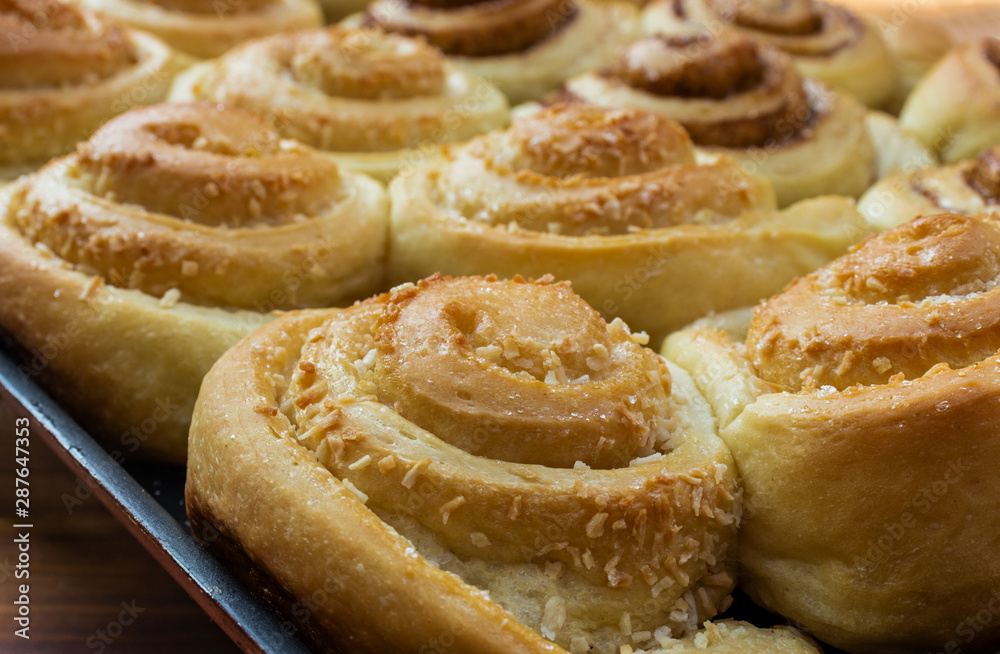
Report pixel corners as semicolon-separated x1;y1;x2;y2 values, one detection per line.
0;102;388;463
543;32;934;207
664;213;1000;653
186;273;743;653
79;0;321;58
640;0;896;109
170;26;510;182
900;38;1000;164
0;0;180;180
860;144;1000;230
863;8;952;114
389;103;871;344
354;0;637;104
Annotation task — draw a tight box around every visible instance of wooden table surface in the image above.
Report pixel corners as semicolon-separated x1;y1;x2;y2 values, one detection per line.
0;398;241;654
0;5;997;654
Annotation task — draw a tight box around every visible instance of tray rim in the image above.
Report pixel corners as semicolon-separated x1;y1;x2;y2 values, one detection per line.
0;344;312;654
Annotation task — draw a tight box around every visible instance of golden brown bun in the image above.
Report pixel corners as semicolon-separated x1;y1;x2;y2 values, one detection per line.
860;144;1000;230
901;38;1000;163
388;103;873;346
540;33;934;207
351;0;637;103
0;0;181;180
170;26;510;182
664;213;1000;653
0;102;388;462
186;274;742;653
640;0;896;109
78;0;322;58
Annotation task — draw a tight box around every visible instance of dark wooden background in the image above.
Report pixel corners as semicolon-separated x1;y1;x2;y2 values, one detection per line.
0;398;240;654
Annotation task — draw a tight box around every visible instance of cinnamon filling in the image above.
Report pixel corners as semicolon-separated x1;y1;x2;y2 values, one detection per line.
0;0;136;88
365;0;578;57
983;37;1000;77
608;35;814;149
615;34;765;99
707;0;822;36
966;146;1000;205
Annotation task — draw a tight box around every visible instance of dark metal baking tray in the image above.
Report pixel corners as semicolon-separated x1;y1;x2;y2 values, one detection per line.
0;334;312;654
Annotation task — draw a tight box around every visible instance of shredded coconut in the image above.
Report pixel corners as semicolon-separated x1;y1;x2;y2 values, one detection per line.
540;597;567;641
158;288;181;309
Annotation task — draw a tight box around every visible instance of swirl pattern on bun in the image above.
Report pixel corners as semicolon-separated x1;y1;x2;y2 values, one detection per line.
170;26;510;181
901;37;1000;164
186;273;743;653
0;102;388;462
0;0;180;179
640;0;896;108
78;0;322;58
544;32;932;206
389;103;871;343
860;144;1000;230
665;212;1000;653
355;0;637;103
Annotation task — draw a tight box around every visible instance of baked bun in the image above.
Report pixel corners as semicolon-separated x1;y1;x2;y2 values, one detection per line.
860;144;1000;230
901;38;1000;163
860;7;952;114
78;0;321;58
542;32;933;207
388;103;871;345
186;273;744;653
0;0;180;180
0;102;388;462
640;0;896;109
353;0;637;103
664;212;1000;653
170;26;510;182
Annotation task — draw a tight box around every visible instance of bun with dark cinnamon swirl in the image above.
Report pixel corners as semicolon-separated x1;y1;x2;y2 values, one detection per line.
540;32;933;207
186;273;746;653
170;26;510;182
901;37;1000;164
353;0;637;103
640;0;897;109
0;102;388;462
665;213;1000;653
389;103;872;344
860;144;1000;230
78;0;321;58
0;0;181;180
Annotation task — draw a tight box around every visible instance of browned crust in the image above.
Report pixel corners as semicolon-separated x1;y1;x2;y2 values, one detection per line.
185;309;565;654
365;0;580;58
